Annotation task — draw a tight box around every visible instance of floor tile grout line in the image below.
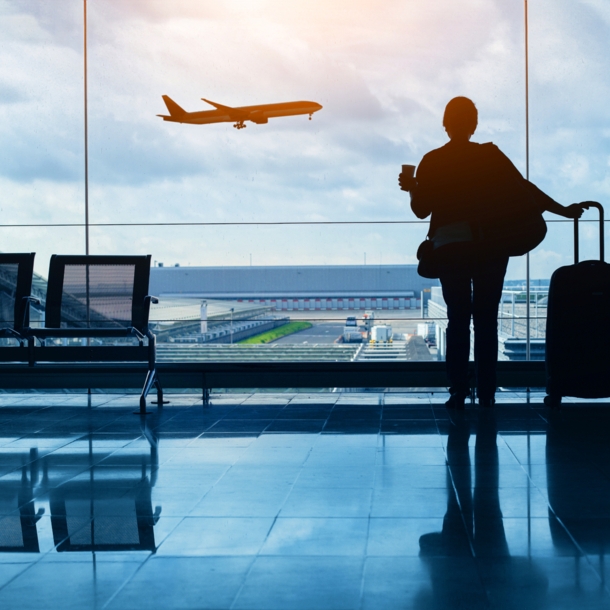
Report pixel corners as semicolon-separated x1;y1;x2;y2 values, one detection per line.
0;504;115;595
227;438;318;610
9;403;102;437
498;419;610;598
0;407;138;480
174;403;291;519
358;424;382;610
100;515;188;610
544;509;610;596
438;415;472;560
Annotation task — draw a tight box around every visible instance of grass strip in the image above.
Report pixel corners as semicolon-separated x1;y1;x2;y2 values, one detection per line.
238;321;313;344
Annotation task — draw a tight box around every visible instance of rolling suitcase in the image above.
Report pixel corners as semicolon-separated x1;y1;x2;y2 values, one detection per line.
545;202;610;407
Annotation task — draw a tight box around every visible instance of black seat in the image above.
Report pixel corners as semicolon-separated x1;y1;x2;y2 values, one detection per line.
0;253;35;345
25;254;163;412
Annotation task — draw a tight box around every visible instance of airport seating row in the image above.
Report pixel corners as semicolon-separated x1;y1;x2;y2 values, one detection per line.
0;253;163;413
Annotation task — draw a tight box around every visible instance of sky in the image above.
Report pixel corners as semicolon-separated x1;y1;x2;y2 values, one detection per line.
0;0;609;278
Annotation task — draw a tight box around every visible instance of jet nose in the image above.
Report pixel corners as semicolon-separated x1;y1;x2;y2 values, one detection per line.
314;102;323;111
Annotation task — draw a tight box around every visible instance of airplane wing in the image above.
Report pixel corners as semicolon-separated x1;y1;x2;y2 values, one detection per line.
201;99;248;120
201;99;235;111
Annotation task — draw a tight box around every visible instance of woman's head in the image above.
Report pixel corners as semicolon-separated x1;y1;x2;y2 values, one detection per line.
443;97;478;139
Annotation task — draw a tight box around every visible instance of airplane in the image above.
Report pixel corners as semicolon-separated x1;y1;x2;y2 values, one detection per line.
157;96;323;129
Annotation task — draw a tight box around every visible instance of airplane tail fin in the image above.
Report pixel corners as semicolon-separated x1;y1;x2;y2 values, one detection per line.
162;95;186;118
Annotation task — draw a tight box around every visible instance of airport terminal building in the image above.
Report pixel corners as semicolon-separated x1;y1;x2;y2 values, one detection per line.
150;264;438;311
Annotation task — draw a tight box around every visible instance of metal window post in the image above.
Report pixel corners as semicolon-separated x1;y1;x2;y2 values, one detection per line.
499;291;504;334
524;0;531;361
84;0;89;257
84;0;91;357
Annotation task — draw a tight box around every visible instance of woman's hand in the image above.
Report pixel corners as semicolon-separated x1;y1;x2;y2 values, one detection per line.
562;203;585;219
398;174;417;193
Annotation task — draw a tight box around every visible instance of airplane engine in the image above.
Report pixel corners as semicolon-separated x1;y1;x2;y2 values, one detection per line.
250;112;269;124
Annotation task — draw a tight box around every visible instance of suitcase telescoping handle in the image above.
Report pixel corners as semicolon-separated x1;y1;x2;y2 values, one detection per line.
574;201;604;263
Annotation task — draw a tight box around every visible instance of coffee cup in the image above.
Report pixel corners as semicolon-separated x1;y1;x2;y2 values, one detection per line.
401;164;416;178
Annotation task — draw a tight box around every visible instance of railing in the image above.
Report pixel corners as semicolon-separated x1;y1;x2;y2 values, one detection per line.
1;217;606;378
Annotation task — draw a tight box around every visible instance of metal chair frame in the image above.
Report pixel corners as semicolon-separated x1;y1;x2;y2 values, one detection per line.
0;252;36;345
22;254;162;414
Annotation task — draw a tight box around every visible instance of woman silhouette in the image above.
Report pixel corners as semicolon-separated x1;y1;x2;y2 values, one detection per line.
399;97;582;408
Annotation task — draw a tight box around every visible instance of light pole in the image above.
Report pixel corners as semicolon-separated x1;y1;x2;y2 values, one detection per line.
200;300;208;335
230;307;234;344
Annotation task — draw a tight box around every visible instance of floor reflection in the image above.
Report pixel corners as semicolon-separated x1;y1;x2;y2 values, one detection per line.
0;424;160;554
0;457;43;552
547;410;610;556
0;393;609;609
418;412;549;609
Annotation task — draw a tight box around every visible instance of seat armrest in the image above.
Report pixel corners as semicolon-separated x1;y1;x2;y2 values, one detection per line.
21;296;41;329
129;327;146;341
0;328;24;342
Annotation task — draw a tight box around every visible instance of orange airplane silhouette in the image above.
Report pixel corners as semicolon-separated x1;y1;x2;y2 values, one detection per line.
158;96;323;129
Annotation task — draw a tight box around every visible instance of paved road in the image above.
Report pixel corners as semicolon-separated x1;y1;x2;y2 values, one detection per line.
272;310;425;345
273;322;345;345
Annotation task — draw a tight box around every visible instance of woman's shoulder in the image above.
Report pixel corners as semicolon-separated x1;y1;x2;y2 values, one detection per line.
477;141;502;154
423;140;498;156
419;142;453;168
476;142;518;168
421;141;452;158
419;141;511;172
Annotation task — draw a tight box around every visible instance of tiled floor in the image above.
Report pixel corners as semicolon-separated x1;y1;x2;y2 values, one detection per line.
0;391;609;608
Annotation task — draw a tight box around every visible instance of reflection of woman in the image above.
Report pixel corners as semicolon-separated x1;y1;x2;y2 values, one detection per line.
417;411;548;610
399;97;582;408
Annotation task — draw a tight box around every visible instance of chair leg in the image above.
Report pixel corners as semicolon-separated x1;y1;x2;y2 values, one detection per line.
135;369;156;415
151;375;170;405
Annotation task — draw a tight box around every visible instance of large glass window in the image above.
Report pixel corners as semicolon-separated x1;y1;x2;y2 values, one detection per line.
1;0;608;370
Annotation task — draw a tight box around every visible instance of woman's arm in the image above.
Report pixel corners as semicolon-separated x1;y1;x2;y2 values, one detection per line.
398;156;433;219
526;182;583;219
409;187;432;219
488;145;583;219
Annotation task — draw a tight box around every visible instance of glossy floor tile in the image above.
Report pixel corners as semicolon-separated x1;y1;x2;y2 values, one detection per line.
0;391;609;608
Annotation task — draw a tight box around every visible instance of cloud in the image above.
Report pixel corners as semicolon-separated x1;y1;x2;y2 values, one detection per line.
0;81;26;104
0;0;608;276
